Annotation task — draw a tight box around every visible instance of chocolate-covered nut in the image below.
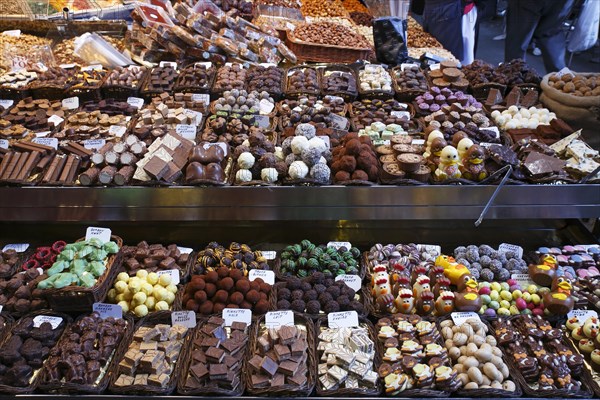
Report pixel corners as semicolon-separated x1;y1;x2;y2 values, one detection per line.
247;66;284;96
104;66;146;88
293;21;371;49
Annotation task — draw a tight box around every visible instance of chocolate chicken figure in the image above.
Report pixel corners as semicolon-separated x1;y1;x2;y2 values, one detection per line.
434;290;455;316
415;290;435;315
529;254;558;287
543;276;575;316
372;265;395;313
432;276;452;298
394;288;415;314
461;144;488;181
434;146;461;181
426;137;447;172
413;275;431;299
454;273;483;312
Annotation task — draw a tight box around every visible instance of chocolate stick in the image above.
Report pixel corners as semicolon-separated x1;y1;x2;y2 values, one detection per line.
99;165;117;185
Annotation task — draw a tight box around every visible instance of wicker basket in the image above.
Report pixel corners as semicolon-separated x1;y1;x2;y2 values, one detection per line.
38;313;135;394
286;31;371;63
315;316;382;396
244;312;317;396
0;310;71;394
564;334;600;398
173;64;216;95
65;70;109;103
0;85;31;101
246;65;285;101
0;313;14;345
102;68;149;100
176;317;248;395
319;64;359;102
108;310;193;395
274;248;367;281
30;83;69;101
284;66;321;99
391;66;429;102
42;235;124;313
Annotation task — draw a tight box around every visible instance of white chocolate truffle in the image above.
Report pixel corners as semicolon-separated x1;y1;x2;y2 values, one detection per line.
236;169;253;183
288;161;309;179
237;152;255;169
274;146;284;161
261;167;278;183
291;135;309;155
308;136;328;153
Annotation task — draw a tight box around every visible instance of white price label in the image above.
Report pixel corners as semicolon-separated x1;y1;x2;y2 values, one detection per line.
159;61;177;68
480;126;500;139
62;96;79;110
177;246;193;254
176;124;197;141
183;109;203;126
191;93;210;104
261;250;276;260
567;309;598;325
127;97;144;109
48;115;64;126
2;30;21;37
156;269;180;285
417;244;442;255
35;131;51;138
318;135;330;149
0;139;8;149
83;139;106;150
93;302;123;319
412;139;425;145
391;111;411;120
499;243;523;259
327;241;352;250
202;142;228;154
335;274;361;292
81;64;103;72
286;22;296;31
254;115;270;128
259;99;275;115
330;114;348;130
429;64;441;71
0;305;3;314
33;315;63;329
400;63;419;71
555;67;574;78
32;137;58;150
249;269;275;285
328;311;359;328
171;310;197;328
326;95;344;103
85;226;112;243
479;142;495;148
108;125;126;138
265;310;294;328
0;99;14;109
451;312;481;326
259;63;277;68
222;308;252;327
511;273;535;289
2;243;29;253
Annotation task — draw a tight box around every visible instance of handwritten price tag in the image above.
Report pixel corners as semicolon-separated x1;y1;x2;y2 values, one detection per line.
93;302;123;319
567;310;598;326
0;99;14;109
81;64;103;72
265;310;294;328
127;97;144;109
249;269;275;285
391;110;411;119
176;124;197;141
157;269;180;285
0;139;8;149
35;131;51;138
412;139;425;145
451;312;481;326
83;139;106;150
183;109;203;126
327;241;352;250
62;96;79;110
511;274;535;289
108;125;126;138
259;99;275;115
261;250;276;260
171;310;196;328
177;246;193;254
429;63;441;71
499;243;523;259
400;63;419;71
2;243;29;253
330;114;348;130
48;115;64;126
33;315;63;329
335;274;361;292
85;226;111;243
328;311;359;328
2;30;21;37
32;138;58;150
222;308;252;327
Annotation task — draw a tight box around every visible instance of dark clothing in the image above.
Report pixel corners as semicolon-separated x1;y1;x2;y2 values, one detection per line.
422;0;465;60
505;0;575;73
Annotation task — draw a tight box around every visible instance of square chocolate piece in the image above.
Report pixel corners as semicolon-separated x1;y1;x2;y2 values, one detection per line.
251;373;270;388
260;355;279;377
248;355;263;372
274;344;291;362
209;363;228;380
206;346;225;363
190;363;209;381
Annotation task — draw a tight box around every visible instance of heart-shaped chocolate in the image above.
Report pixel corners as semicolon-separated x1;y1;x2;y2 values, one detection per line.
189;145;225;164
185;162;206;182
205;163;225;182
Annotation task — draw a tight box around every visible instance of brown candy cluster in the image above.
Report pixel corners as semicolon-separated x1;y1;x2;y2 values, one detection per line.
248;323;309;389
428;61;469;91
144;66;179;93
293;22;371;49
247;66;284;96
495;59;541;87
322;70;357;97
70;69;107;90
548;72;600;97
279;95;345;116
286;67;319;95
182;268;271;315
0;316;66;387
186;143;228;183
394;66;428;92
175;64;215;92
0;268;47;315
213;64;246;93
201;114;260;146
378;136;430;182
331;133;379;183
233;129;284;182
194;242;270;275
43;313;127;385
350;11;373;26
2;97;68;132
463;59;509;86
0;249;19;277
182;316;248;392
104;66;146;88
30;67;77;87
351;99;412;131
121;242;190;276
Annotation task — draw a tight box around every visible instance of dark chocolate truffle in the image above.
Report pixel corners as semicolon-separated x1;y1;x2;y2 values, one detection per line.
290;299;306;312
277;299;291;309
278;287;292;300
306;300;321;314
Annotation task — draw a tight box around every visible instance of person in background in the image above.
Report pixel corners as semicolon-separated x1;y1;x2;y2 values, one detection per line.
505;0;575;73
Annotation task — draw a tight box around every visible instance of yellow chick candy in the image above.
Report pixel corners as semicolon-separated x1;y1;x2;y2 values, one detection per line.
155;301;169;311
132;291;147;306
158;274;172;287
145;296;156;310
134;304;149;317
136;270;149;280
117;272;130;283
117;301;129;313
146;272;159;285
166;284;178;294
114;280;128;294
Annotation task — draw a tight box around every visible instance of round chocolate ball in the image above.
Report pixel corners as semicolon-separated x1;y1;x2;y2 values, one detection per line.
291;299;306;312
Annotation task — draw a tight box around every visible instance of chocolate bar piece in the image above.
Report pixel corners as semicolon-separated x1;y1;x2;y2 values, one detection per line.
260;356;279;377
209;363;228;380
520;89;539;108
485;88;504;106
190;363;209;380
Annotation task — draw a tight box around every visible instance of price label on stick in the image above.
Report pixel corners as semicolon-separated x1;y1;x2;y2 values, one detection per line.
335;274;361;291
567;309;598;325
33;315;63;329
171;311;196;328
32;138;58;150
93;302;123;319
265;310;294;328
328;311;359;328
451;312;480;326
222;308;252;327
0;139;8;149
327;241;351;250
261;250;276;260
127;97;144;109
85;226;111;243
2;243;29;252
62;96;79;110
248;269;275;285
156;269;180;285
0;99;14;109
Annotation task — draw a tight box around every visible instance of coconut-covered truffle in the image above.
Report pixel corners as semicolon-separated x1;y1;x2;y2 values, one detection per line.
285;153;299;166
291;136;309;155
310;163;331;184
301;147;322;166
281;136;294;154
261;167;279;183
308;136;328;153
236;169;253;183
288;160;309;179
238;152;255;169
295;123;317;139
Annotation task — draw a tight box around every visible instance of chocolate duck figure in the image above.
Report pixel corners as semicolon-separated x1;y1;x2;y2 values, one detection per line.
394;288;415;314
426;137;447;172
415;290;435;315
454;273;483;312
543;276;575;316
528;254;558;287
456;137;474;164
461;144;488;181
435;146;461;181
434;290;455;316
